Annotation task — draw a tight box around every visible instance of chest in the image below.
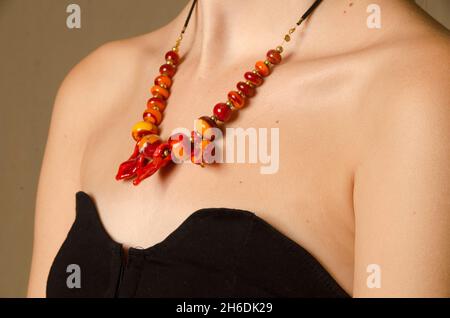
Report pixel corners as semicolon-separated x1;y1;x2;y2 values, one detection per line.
80;58;361;292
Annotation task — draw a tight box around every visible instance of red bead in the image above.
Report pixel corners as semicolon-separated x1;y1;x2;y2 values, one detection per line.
237;81;256;97
266;49;282;65
244;71;263;86
165;50;180;65
159;63;176;78
147;97;166;112
213;103;232;122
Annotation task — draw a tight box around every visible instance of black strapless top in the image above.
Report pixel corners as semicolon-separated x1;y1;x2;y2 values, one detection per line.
46;191;349;298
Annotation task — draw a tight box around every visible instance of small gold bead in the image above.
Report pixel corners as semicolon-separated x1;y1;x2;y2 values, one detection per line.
276;46;284;53
166;60;173;65
264;60;271;66
153;106;160;111
245;80;254;88
210;115;218;123
172;47;178;52
238;91;246;98
163;149;170;157
284;34;291;42
289;27;296;34
252;69;259;74
226;101;235;110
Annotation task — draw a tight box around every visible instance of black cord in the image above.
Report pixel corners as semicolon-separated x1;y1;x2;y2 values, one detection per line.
182;0;198;34
298;0;323;25
182;0;322;33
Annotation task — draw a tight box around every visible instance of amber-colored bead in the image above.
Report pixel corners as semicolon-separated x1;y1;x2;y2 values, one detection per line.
143;108;163;125
159;63;176;78
213;103;232;122
147;97;166;112
266;49;282;65
194;116;218;141
165;50;180;65
131;121;158;141
154;75;172;88
236;81;256;97
227;91;245;109
255;61;270;77
150;85;170;100
244;71;263;86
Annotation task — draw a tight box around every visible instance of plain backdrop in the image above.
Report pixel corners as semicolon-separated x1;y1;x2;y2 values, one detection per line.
0;0;448;298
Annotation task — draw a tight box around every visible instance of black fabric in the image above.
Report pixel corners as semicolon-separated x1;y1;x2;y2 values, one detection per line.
46;191;350;298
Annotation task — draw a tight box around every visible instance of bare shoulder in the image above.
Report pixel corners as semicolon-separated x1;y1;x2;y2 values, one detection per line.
58;31;164;122
361;4;450;138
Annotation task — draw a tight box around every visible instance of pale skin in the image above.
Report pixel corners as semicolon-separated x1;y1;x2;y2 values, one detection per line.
28;0;449;297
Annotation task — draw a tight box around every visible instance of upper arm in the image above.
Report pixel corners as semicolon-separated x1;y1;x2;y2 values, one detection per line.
352;63;450;297
27;41;128;297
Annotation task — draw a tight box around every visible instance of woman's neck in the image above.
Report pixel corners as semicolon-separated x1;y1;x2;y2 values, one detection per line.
181;0;329;64
163;0;412;71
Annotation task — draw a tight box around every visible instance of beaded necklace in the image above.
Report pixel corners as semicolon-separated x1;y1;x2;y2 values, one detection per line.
116;0;323;186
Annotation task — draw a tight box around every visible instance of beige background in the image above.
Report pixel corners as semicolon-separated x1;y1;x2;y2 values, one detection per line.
0;0;448;298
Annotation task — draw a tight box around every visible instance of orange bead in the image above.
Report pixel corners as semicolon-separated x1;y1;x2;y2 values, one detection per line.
255;61;270;77
228;91;245;109
131;121;158;141
147;97;166;112
154;75;172;88
143;107;163;125
150;85;170;100
194;116;218;141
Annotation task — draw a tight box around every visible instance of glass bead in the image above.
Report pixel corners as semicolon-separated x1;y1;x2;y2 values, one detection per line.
227;91;245;109
255;61;270;77
154;75;172;88
165;50;180;65
194;116;218;141
159;63;176;78
244;71;263;86
213;103;232;122
147;97;166;112
236;81;256;97
266;49;282;65
143;108;162;125
131;121;158;141
150;85;170;100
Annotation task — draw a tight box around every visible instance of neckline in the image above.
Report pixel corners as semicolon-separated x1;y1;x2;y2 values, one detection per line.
76;190;317;258
76;190;257;254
